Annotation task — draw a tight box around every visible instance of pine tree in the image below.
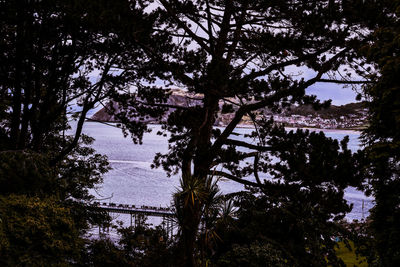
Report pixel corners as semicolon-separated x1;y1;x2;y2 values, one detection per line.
113;1;377;265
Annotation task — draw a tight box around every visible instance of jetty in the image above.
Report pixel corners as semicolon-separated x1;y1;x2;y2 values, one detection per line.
93;202;175;237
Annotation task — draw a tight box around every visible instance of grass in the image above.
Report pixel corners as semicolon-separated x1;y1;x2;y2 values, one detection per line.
335;241;368;267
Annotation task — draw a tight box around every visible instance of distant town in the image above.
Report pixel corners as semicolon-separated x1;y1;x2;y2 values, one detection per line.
271;113;367;130
274;102;368;130
236;102;368;130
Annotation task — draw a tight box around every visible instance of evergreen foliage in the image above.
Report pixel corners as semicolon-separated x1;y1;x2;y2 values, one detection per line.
84;223;176;267
355;1;400;265
0;195;82;266
112;1;379;265
0;0;398;265
0;0;156;263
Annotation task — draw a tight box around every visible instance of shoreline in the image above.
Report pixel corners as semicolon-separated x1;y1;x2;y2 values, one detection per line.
85;119;362;133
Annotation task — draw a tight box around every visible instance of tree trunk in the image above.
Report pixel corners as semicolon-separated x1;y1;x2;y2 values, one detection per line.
180;93;219;266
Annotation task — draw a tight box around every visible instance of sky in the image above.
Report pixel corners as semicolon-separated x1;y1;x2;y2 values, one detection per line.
307;82;359;106
287;65;363;106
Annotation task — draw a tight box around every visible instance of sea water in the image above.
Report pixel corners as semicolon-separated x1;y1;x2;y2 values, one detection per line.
79;122;372;224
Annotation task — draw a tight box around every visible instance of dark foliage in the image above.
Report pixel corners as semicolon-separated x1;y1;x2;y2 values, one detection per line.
0;0;398;265
208;126;364;266
83;223;176;267
111;1;381;265
353;1;400;265
0;0;158;263
0;195;82;266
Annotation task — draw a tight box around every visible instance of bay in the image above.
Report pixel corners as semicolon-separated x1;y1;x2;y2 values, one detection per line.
79;121;373;222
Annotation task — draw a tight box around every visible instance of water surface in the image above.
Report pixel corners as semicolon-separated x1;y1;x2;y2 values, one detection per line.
80;122;372;221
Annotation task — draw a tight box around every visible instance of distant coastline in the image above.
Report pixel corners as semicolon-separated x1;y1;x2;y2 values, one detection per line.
90;89;367;131
86;118;363;134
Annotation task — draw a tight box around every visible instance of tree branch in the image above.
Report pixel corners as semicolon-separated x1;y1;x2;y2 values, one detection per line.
317;78;373;84
211;170;259;187
226;1;248;62
211;89;290;154
159;0;211;53
224;139;274;152
241;47;331;82
205;0;215;53
50;57;114;165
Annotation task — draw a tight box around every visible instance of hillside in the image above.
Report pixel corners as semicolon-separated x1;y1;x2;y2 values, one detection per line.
91;90;368;129
285;102;367;119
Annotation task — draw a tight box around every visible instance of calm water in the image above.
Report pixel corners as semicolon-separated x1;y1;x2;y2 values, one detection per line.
79;122;373;221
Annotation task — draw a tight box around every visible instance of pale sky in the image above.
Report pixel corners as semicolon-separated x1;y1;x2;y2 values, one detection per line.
307;83;359;106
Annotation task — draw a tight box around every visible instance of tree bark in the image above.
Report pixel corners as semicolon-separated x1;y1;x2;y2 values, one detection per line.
180;92;220;267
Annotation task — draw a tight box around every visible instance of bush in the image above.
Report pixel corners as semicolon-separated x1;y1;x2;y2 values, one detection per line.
0;195;82;266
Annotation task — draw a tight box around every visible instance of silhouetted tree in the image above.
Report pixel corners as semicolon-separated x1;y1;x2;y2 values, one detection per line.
356;1;400;265
112;1;379;265
0;0;164;263
211;128;364;266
